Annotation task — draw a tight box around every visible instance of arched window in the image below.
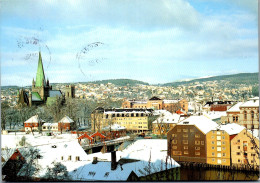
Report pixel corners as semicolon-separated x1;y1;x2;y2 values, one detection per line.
251;111;254;119
244;111;247;120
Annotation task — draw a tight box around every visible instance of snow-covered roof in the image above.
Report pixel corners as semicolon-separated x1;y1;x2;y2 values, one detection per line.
163;99;179;104
102;124;126;131
69;139;180;181
240;98;259;108
227;102;244;112
203;111;226;120
42;123;58;127
24;115;44;123
178;116;218;134
58;116;74;123
18;140;88;178
215;123;245;135
152;113;181;124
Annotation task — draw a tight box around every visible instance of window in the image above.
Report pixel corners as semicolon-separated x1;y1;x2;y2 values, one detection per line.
238;159;240;162
211;136;214;139
223;159;226;162
184;151;189;155
238;146;240;149
183;129;188;132
68;155;72;161
195;152;200;156
237;140;240;143
212;141;215;144
217;136;221;140
222;141;225;145
172;146;177;149
184;146;188;149
172;134;177;138
217;131;221;135
183;134;188;137
183;140;188;144
237;152;240;155
195;134;200;138
173;140;177;144
233;116;238;122
61;156;63;160
212;152;215;156
190;129;194;132
195;141;200;145
201;141;204;145
244;111;247;120
177;129;181;132
223;153;226;157
251;154;255;157
212;158;215;161
195;147;200;150
173;151;182;155
222;136;225;140
251;111;254;119
251;160;254;163
212;147;215;150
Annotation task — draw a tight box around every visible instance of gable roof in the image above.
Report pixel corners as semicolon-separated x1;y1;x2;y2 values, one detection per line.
24;115;44;123
149;96;161;101
58;116;74;123
227;102;244;112
49;90;62;97
31;92;42;101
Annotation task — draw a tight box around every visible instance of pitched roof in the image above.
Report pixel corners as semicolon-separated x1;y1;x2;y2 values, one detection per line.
227;102;244;112
149;96;161;100
24;115;44;123
49;90;62;97
215;123;245;135
35;52;46;87
31;92;42;101
240;98;259;107
178;116;218;134
58;116;74;123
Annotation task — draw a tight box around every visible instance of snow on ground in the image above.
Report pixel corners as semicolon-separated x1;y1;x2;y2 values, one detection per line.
1;133;78;148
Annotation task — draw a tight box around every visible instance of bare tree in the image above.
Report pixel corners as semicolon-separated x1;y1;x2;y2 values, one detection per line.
44;161;70;181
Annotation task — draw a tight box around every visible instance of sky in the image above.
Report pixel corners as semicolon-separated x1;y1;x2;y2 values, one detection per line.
0;0;258;86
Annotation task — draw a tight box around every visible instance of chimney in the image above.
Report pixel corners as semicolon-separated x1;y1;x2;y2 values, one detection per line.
92;157;98;164
111;151;117;170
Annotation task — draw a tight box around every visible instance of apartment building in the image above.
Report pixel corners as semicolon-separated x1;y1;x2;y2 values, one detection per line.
231;128;259;166
206;123;245;166
91;108;154;132
167;116;218;163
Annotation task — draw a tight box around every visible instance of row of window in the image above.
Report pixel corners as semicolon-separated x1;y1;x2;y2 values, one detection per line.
114;122;147;125
172;146;201;150
211;146;226;150
172;140;204;145
211;141;226;145
211;152;226;157
105;113;151;118
171;133;200;138
43;126;58;130
211;136;226;139
173;151;201;156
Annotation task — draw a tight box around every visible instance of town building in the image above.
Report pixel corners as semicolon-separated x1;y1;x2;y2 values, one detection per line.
122;97;188;113
152;110;183;135
206;123;245;166
222;97;259;130
42;115;75;132
230;128;259;167
203;101;234;112
167;116;218;163
17;52;75;106
24;115;44;132
91;108;154;133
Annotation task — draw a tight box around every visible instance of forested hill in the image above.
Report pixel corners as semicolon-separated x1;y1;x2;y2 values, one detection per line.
81;79;149;86
162;73;259;86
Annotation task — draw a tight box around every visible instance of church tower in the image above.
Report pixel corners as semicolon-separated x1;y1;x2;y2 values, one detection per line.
32;52;51;101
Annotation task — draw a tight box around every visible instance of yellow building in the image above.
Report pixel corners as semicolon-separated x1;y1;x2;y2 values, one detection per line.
231;128;259;166
91;108;154;132
206;123;244;166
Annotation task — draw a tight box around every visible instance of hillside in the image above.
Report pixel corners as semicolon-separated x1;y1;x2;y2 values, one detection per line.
162;73;259;86
79;79;149;86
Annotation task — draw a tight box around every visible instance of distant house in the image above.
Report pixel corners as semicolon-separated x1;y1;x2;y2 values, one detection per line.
42;116;75;132
152;110;183;135
203;101;234;112
24;115;44;132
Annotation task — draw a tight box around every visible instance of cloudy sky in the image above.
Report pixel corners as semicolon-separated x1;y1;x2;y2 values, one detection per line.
0;0;258;86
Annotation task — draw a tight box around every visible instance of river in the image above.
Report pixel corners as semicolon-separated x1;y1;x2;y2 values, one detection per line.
179;167;259;181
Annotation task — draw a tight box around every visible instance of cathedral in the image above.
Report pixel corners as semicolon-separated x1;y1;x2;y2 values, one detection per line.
17;52;75;106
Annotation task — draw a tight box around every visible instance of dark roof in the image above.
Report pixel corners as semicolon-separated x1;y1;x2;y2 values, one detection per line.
205;101;234;106
105;108;153;113
49;90;62;97
149;96;161;101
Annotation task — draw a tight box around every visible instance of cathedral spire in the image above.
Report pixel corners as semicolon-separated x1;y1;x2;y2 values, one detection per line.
35;52;46;87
